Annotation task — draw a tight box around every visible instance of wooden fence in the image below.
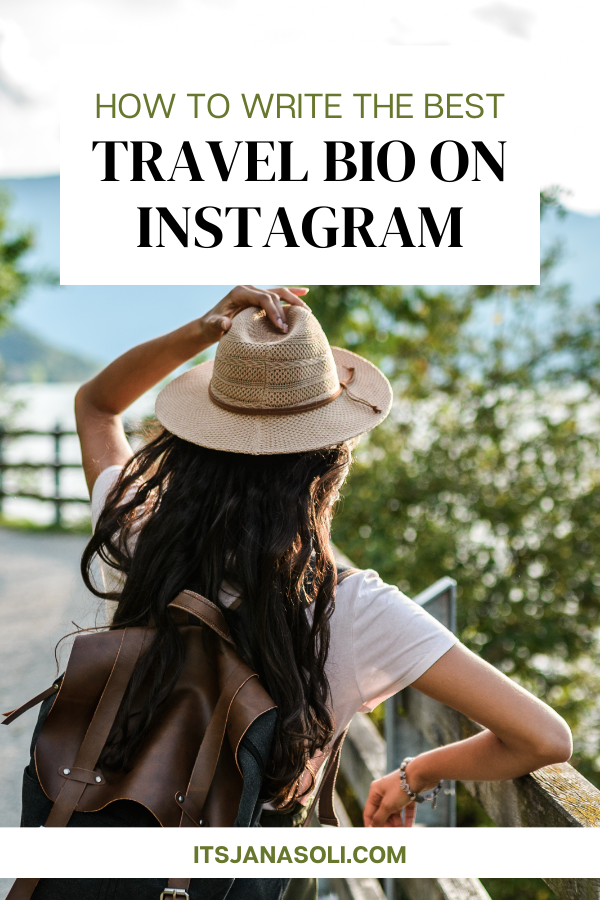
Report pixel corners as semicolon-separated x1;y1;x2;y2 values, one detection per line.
0;427;87;526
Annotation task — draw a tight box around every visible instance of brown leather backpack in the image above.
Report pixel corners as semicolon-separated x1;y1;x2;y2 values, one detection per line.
4;581;352;900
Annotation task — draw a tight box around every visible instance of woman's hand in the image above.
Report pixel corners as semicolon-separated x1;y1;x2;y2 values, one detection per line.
361;643;573;828
200;285;309;343
364;772;418;827
75;284;310;494
363;642;573;827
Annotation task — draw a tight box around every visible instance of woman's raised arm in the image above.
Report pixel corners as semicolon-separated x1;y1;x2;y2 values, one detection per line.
74;285;309;494
363;642;572;826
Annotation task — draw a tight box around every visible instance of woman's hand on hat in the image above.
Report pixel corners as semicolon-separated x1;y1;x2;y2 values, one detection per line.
199;285;310;343
363;771;419;827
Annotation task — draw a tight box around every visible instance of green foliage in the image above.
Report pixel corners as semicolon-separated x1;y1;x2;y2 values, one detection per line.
455;782;495;827
396;880;556;900
308;207;600;784
0;514;92;534
480;880;556;900
0;188;35;331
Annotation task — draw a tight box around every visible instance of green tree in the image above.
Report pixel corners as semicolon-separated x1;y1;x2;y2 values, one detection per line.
309;195;600;785
0;188;35;332
0;185;41;434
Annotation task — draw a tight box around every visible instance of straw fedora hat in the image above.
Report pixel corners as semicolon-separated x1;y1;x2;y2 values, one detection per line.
155;306;392;455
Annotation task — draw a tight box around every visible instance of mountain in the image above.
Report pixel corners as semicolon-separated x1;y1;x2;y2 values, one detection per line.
0;324;100;383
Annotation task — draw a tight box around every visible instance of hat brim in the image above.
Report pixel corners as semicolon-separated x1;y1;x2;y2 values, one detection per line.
155;347;392;455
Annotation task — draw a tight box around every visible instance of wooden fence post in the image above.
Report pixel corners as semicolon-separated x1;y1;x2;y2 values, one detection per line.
53;423;62;528
385;577;457;830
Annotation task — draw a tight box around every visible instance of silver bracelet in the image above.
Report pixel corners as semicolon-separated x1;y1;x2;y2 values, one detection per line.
399;757;443;810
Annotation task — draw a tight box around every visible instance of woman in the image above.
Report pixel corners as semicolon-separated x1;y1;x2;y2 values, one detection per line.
75;283;571;834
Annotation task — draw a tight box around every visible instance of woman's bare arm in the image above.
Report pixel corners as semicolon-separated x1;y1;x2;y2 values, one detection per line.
363;643;572;826
75;285;309;494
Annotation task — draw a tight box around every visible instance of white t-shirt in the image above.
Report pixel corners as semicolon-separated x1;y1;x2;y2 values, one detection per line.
92;465;457;764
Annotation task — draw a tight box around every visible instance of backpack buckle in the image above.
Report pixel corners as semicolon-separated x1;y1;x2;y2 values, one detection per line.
160;891;189;900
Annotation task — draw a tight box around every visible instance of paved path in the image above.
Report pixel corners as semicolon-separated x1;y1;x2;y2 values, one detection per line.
0;529;101;829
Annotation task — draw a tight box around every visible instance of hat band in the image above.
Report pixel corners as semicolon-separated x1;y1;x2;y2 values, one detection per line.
208;367;382;417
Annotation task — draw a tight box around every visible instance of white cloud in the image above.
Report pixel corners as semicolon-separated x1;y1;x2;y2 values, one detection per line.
0;18;38;103
0;9;58;175
472;2;536;38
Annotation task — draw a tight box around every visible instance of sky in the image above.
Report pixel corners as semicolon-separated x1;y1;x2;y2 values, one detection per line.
0;0;599;212
0;1;598;363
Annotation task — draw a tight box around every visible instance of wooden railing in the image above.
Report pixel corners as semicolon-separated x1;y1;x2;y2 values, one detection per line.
0;427;87;527
332;575;600;900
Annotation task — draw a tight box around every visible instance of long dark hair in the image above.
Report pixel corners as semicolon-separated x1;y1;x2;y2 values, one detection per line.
81;425;351;808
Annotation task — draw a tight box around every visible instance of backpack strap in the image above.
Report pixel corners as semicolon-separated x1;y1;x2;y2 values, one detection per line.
176;662;259;827
315;727;349;826
163;881;191;899
299;565;358;827
6;877;190;900
170;589;276;827
2;685;59;725
335;567;359;586
302;726;349;828
44;627;146;828
169;590;235;645
5;631;145;898
170;570;358;637
5;880;40;900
